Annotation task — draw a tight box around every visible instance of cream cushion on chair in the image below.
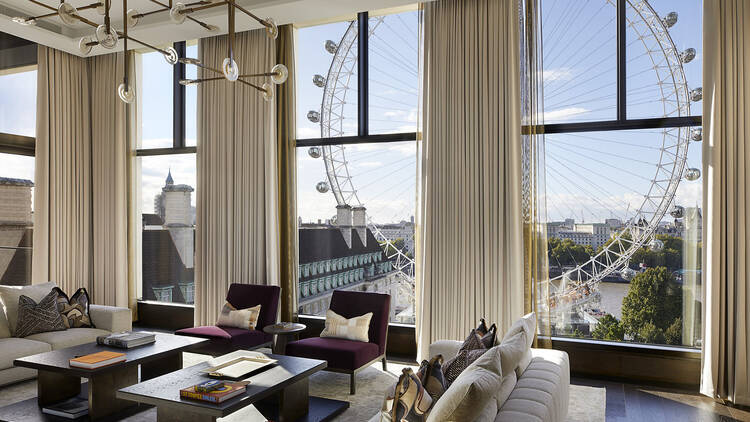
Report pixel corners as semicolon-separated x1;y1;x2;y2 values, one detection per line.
0;282;57;336
216;303;261;330
320;309;373;342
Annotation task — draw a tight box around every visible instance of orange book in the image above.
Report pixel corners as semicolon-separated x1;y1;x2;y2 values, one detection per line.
180;381;248;404
69;351;126;369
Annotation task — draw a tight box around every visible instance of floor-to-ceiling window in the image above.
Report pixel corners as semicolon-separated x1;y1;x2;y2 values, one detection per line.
538;0;702;347
296;8;420;324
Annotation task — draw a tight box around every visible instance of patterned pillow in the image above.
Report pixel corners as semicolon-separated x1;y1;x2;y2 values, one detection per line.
442;329;488;386
417;354;447;401
15;290;67;338
52;287;94;329
475;318;497;348
320;309;372;342
216;303;261;330
382;368;433;422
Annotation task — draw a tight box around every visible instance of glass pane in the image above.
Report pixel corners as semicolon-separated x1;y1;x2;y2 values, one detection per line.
541;0;616;123
185;42;198;147
138;154;196;303
297;141;417;324
368;10;420;134
542;128;702;347
0;153;35;286
296;20;358;139
627;0;702;119
0;68;36;137
139;50;174;149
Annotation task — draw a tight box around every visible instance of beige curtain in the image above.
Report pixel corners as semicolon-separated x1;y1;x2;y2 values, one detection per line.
33;46;134;309
417;0;524;359
195;30;280;326
275;25;299;323
700;0;750;405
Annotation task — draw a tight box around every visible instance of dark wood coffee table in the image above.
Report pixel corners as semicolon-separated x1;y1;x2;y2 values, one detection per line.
4;333;206;421
116;350;349;422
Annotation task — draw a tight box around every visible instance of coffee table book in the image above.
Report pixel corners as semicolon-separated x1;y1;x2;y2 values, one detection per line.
180;381;249;404
69;351;126;369
41;397;89;419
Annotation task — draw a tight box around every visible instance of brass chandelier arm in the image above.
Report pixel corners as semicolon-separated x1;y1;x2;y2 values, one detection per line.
26;0;56;12
231;2;270;29
239;72;277;78
23;2;99;20
143;0;216;31
182;1;227;14
237;77;264;92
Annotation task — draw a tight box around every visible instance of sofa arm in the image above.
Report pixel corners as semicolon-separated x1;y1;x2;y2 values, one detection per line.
90;305;132;333
429;340;463;361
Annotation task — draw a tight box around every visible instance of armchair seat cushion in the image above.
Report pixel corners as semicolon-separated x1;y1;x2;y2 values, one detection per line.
175;325;270;349
286;337;380;371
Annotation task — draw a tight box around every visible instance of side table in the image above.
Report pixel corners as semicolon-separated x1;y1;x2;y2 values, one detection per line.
263;323;306;355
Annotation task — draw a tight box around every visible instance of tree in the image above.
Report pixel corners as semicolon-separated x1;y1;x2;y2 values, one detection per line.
621;267;682;344
548;237;594;267
591;314;624;341
380;238;406;257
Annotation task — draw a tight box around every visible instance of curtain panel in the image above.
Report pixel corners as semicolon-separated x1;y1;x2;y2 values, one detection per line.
33;47;134;309
417;0;525;359
195;29;280;326
700;0;750;405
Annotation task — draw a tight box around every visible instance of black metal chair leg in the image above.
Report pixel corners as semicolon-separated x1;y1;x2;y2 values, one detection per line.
350;372;356;395
382;357;387;372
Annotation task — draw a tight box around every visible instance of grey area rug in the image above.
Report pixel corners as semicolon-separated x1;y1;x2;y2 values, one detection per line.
0;351;605;422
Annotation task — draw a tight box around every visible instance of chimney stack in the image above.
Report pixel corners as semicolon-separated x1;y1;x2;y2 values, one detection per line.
352;206;367;246
336;205;353;248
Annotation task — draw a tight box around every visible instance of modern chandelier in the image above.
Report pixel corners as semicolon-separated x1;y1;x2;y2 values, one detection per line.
11;0;288;103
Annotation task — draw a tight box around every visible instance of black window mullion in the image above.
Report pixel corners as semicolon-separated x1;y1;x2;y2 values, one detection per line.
357;12;369;138
173;41;186;149
616;0;626;121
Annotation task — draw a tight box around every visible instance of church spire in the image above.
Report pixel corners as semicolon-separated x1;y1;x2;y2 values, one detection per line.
165;169;174;186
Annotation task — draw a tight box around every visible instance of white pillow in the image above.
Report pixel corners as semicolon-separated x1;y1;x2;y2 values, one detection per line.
502;312;536;376
320;309;372;342
216;303;261;330
0;282;57;336
426;362;502;422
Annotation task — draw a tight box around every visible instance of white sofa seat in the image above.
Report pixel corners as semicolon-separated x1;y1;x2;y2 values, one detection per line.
25;328;111;350
494;348;569;422
0;338;52;370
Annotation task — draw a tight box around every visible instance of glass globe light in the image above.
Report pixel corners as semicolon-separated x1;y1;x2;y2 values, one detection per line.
169;2;186;24
96;1;108;15
680;48;696;64
689;87;702;102
620;267;637;281
648;238;664;252
118;82;135;103
316;181;330;193
12;17;36;26
690;128;702;142
126;9;140;27
163;47;179;65
58;2;79;26
262;83;274;102
270;64;288;84
662;12;678;28
264;18;278;39
222;58;239;81
670;205;685;219
307;110;320;123
324;40;338;54
308;147;321;159
313;74;326;88
78;36;95;55
96;24;118;49
685;168;701;181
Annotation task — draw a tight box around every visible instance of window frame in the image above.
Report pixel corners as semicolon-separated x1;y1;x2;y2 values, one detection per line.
0;35;37;156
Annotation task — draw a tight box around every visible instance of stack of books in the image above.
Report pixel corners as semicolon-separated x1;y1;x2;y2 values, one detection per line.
96;331;156;349
42;397;89;419
69;351;126;369
180;380;249;404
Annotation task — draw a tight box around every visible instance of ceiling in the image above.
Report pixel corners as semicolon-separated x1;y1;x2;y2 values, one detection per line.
0;0;420;57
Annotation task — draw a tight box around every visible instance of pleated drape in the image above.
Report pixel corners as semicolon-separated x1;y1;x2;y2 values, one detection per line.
33;46;134;310
417;0;524;359
275;25;299;323
195;30;280;326
700;0;750;405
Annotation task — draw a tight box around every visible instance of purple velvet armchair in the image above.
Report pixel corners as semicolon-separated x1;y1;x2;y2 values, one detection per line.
175;283;281;356
285;290;390;394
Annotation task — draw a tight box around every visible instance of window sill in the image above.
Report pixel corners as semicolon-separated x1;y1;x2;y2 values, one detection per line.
544;336;701;356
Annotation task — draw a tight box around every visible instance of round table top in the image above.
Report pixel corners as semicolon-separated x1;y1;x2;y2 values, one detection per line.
263;323;307;335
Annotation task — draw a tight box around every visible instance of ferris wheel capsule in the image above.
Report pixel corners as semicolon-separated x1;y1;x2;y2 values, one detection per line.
689;87;702;102
684;168;701;181
690;128;702;142
307;110;320;123
662;12;678;28
679;48;696;64
313;74;326;88
620;267;637;281
324;40;338;54
308;147;322;159
670;205;685;219
648;238;664;252
316;181;330;193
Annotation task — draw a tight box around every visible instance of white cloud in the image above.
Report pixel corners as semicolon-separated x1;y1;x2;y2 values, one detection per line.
543;68;573;83
543;107;589;122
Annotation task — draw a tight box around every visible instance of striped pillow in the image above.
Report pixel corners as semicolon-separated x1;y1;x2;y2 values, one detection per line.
216;303;261;330
320;309;372;342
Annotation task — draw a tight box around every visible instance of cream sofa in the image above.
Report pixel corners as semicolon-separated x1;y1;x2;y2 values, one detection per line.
0;283;132;387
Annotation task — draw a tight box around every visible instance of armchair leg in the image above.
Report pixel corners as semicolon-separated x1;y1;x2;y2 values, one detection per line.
382;357;388;372
350;372;356;395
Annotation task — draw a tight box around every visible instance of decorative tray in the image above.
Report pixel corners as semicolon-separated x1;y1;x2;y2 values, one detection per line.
201;355;278;379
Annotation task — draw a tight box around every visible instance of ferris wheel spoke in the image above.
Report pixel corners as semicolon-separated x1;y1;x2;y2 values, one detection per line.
546;165;628;221
351;155;415;178
545;3;610;64
547;139;658;167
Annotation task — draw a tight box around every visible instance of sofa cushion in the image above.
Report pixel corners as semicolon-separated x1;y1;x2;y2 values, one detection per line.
52;287;94;328
15;290;68;338
0;307;10;339
502;312;536;376
175;325;270;349
495;348;569;422
498;331;528;378
0;282;56;336
25;328;110;350
427;362;502;422
285;337;380;370
0;337;52;370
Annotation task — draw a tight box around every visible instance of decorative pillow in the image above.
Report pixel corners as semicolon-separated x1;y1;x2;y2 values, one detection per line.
476;323;497;349
52;287;94;329
427;361;501;422
442;329;487;386
216;303;261;330
387;368;433;422
320;309;372;342
0;281;57;336
15;290;67;338
502;312;536;376
417;355;447;401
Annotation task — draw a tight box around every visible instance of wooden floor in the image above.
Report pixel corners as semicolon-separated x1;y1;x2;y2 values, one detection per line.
572;377;750;421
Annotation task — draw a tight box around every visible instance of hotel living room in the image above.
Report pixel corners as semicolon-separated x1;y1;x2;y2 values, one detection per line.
0;0;748;421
